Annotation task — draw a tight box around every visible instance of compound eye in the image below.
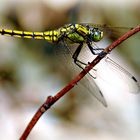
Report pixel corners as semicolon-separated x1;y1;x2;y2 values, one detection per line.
92;31;103;42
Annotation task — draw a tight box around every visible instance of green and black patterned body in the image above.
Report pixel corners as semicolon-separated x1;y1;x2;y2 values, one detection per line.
0;23;103;44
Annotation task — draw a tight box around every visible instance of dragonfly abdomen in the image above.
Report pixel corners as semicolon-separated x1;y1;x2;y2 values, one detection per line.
0;29;59;43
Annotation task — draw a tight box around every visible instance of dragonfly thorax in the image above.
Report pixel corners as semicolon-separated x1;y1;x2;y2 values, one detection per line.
58;24;104;44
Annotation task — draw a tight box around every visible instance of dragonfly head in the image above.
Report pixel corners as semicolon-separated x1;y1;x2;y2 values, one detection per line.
90;28;103;42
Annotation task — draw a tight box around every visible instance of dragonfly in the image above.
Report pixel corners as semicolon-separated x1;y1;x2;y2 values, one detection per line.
0;23;139;107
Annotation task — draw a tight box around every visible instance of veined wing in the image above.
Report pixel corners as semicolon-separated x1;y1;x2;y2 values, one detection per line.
55;43;107;107
81;23;133;40
104;56;140;93
79;72;107;107
78;44;140;94
85;23;133;30
72;61;107;107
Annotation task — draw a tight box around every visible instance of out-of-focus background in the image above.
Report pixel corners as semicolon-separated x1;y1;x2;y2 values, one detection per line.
0;0;140;140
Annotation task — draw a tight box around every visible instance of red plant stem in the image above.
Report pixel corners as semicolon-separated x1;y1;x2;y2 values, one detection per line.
20;25;140;140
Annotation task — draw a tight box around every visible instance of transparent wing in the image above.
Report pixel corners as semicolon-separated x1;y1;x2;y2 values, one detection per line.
81;23;133;40
54;42;107;107
77;43;140;94
104;57;140;93
80;73;107;107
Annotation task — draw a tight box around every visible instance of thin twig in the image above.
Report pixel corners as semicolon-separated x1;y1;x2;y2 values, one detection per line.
20;25;140;140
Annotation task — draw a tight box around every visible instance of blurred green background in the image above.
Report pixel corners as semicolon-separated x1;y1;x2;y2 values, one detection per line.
0;0;140;140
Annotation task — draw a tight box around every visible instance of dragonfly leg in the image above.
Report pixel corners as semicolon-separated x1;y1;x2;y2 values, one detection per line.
92;48;104;50
72;43;86;69
72;43;97;79
87;42;104;55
